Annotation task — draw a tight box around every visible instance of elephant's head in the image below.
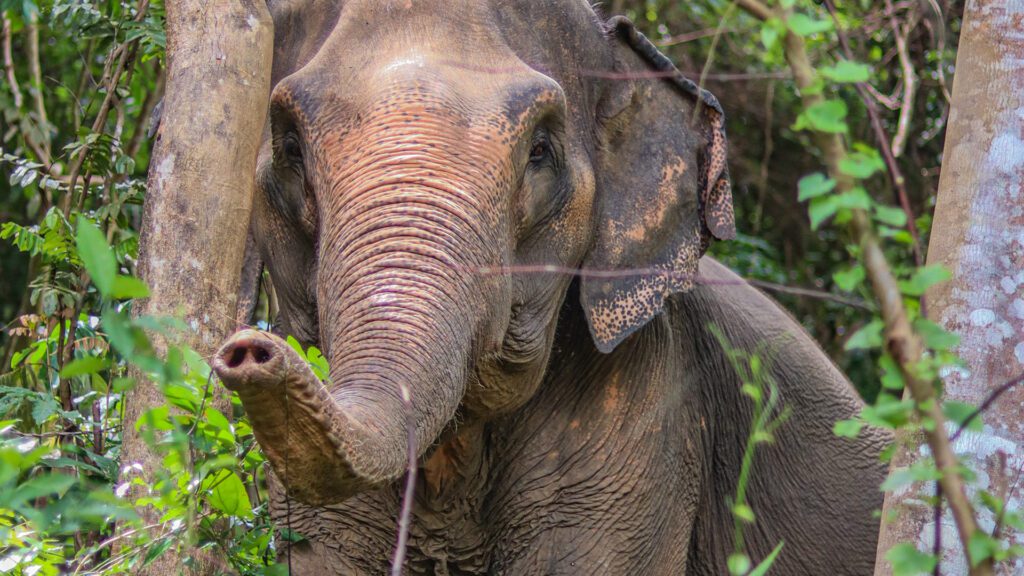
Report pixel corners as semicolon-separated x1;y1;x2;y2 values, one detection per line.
212;0;734;505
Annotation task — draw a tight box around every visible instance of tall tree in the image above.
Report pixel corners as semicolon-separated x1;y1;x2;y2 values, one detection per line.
874;1;1024;573
118;0;272;573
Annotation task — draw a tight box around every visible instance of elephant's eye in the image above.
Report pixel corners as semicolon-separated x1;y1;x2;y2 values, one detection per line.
528;131;552;165
281;132;303;164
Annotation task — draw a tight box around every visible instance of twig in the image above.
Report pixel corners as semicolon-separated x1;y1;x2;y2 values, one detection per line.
753;81;775;234
950;373;1024;443
25;11;51;163
126;62;164;159
885;0;917;158
657;26;738;47
464;264;872;309
1;12;23;109
692;1;737;125
733;1;991;573
391;383;418;576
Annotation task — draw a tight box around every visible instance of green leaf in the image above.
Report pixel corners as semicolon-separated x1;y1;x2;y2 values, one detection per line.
845;319;884;350
306;346;330;380
205;469;253;519
886;542;937;576
835;187;873;211
833;265;864;292
899;265;952;296
760;21;779;50
110;275;150;299
60;356;109;378
861;394;915;429
809;195;840;230
749;542;784;576
733;503;755;523
833;418;864;438
943;401;982;433
820;61;871;83
143;538;175;567
787;13;833;36
881;460;941;491
913;318;960;351
12;473;76;503
967;532;999;567
728;553;751;576
839;155;884;180
878;354;906;391
799;99;848;134
797;173;836;201
76;219;116;296
874;204;908;228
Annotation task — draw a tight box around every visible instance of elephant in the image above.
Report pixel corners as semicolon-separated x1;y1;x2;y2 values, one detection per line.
210;1;891;574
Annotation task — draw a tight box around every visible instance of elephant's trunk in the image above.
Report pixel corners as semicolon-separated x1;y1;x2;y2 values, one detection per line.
216;160;494;504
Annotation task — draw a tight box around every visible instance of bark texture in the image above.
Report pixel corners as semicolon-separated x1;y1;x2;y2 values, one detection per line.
119;1;273;573
874;2;1024;573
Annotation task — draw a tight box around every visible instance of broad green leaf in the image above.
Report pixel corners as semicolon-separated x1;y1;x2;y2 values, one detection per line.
787;13;833;36
12;473;76;503
833;418;864;438
861;394;915;429
844;319;884;350
727;553;751;576
839;151;885;179
899;265;951;296
809;195;840;230
798;99;848;134
60;356;109;378
797;173;836;201
833;265;864;292
733;503;755;523
943;401;982;433
749;542;784;576
306;346;330;380
203;407;235;444
881;460;941;491
874;204;908;228
878;354;906;391
205;469;252;519
834;187;873;211
913;318;960;351
76;219;116;296
110;275;150;299
967;532;999;567
886;542;936;576
286;335;305;357
820;61;871;83
761;26;778;50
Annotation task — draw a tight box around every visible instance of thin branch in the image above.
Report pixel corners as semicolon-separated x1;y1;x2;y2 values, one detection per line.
391;383;418;576
657;26;738;47
885;0;917;158
464;264;872;309
25;11;51;163
1;12;23;109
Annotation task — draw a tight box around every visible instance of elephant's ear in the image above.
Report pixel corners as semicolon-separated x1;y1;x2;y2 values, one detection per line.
581;16;735;353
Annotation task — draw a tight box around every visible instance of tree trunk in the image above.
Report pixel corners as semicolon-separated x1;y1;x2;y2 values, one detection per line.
874;1;1024;573
119;1;272;574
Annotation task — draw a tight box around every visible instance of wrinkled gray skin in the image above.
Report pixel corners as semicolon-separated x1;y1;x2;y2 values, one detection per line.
211;1;890;574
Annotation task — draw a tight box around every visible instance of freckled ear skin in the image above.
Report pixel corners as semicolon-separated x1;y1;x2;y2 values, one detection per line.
581;16;736;354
